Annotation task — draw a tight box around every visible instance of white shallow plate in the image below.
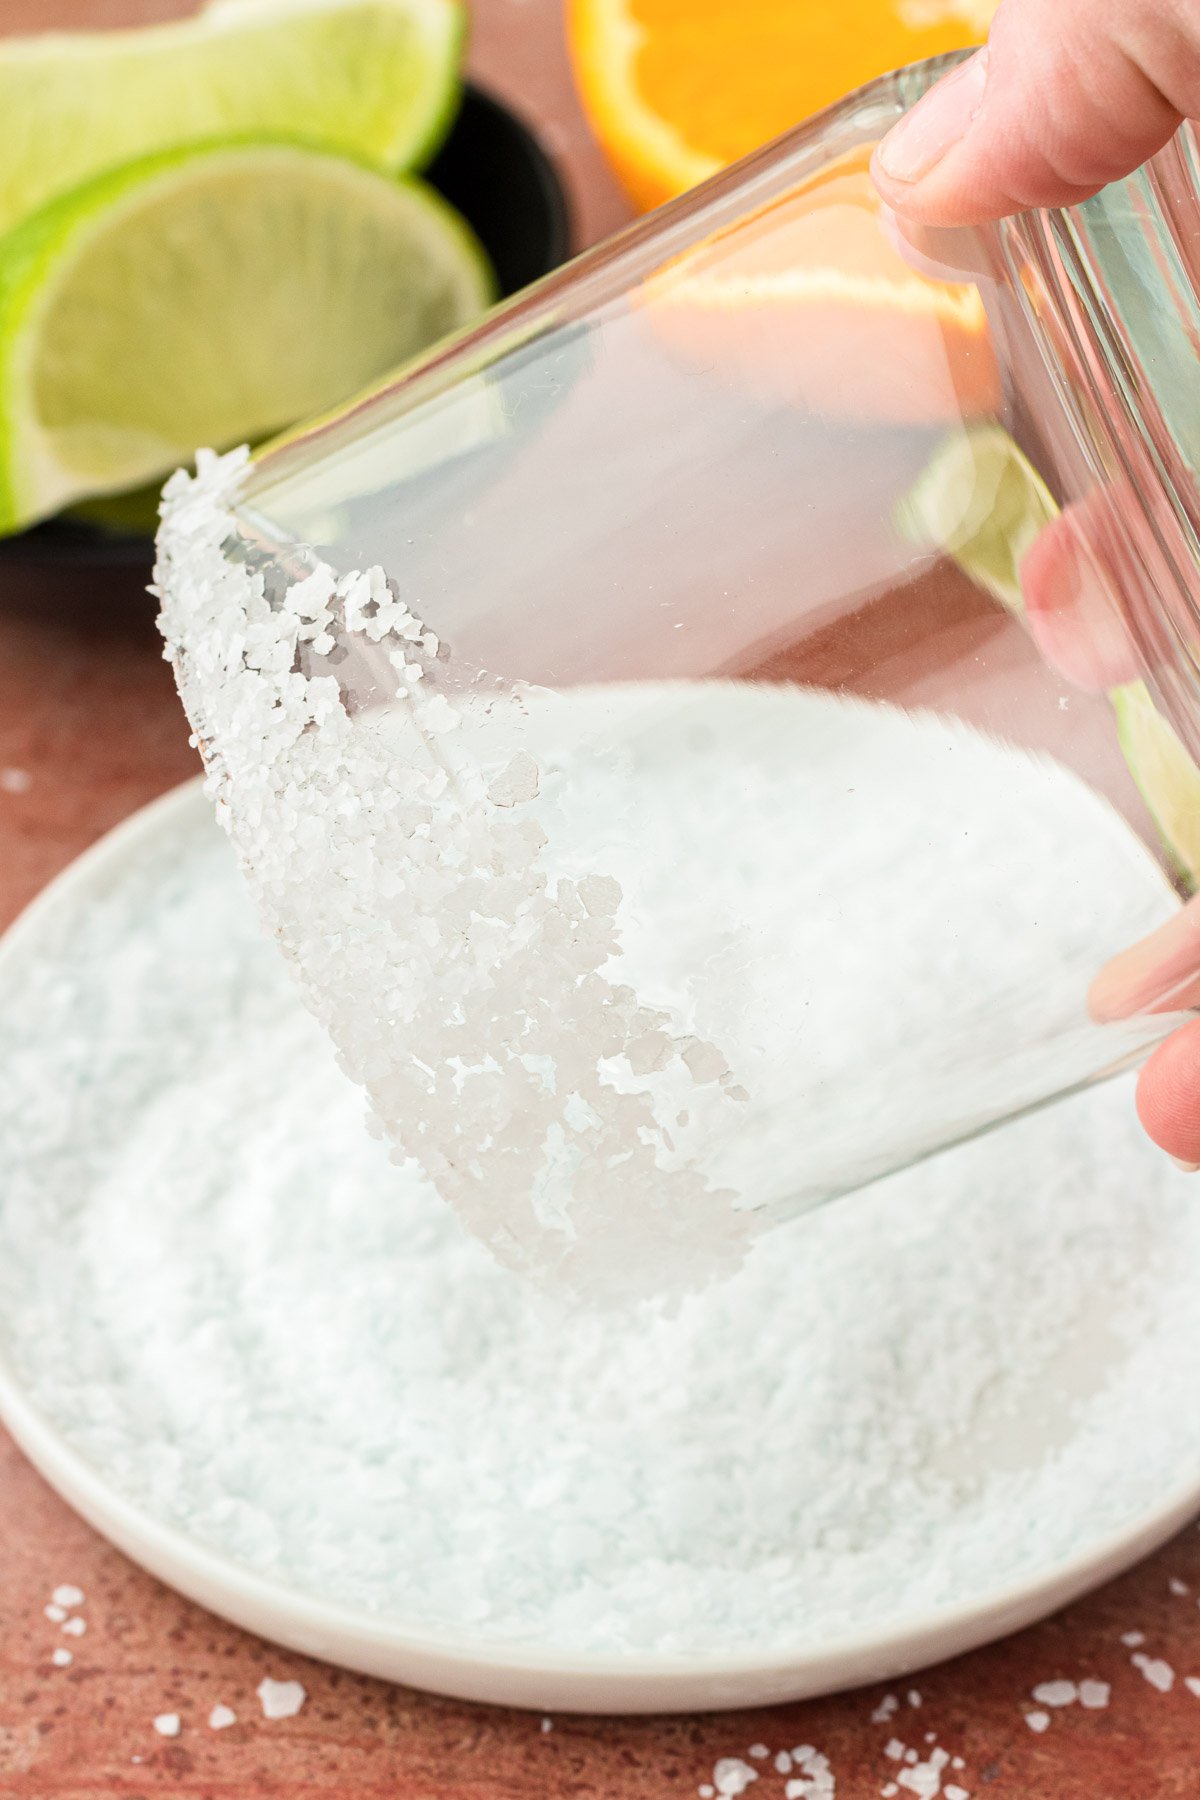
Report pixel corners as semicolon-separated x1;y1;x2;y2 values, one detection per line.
1;781;1200;1715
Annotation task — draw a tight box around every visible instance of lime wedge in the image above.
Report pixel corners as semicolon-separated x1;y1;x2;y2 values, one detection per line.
901;423;1200;888
0;0;464;241
1113;680;1200;887
0;140;494;532
896;420;1058;611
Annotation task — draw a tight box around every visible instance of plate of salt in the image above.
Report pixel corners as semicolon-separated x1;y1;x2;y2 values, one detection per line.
2;781;1200;1712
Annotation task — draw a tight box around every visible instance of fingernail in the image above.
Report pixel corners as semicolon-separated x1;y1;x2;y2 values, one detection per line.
1170;1156;1200;1172
876;50;990;185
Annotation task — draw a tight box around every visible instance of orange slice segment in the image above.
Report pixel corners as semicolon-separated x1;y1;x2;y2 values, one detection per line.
568;0;997;212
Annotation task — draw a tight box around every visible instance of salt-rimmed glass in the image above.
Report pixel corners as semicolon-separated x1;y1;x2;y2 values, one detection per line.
157;55;1200;1300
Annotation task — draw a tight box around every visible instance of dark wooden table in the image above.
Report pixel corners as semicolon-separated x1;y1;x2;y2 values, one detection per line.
3;2;1200;1791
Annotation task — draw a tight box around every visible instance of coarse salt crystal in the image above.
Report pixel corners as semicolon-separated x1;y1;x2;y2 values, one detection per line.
51;1648;72;1667
907;1691;921;1708
1024;1712;1050;1733
881;1788;898;1799
1121;1630;1145;1647
61;1617;86;1637
540;1717;553;1734
1131;1653;1174;1692
0;767;31;794
209;1705;237;1729
257;1677;306;1720
713;1759;758;1796
44;1604;66;1622
748;1745;770;1760
153;1713;181;1738
871;1695;899;1724
884;1740;905;1761
944;1787;969;1800
1170;1577;1189;1595
1184;1676;1200;1698
1078;1680;1109;1709
1031;1680;1076;1707
698;1788;715;1798
52;1585;84;1608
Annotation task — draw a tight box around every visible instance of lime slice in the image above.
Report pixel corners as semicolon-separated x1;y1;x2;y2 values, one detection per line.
1113;680;1200;887
0;140;495;532
0;0;464;241
896;420;1058;611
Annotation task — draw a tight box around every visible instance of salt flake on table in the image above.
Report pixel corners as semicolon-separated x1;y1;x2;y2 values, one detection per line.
748;1744;770;1760
257;1677;306;1719
52;1585;84;1608
209;1704;236;1729
1185;1676;1200;1698
1078;1680;1110;1709
61;1616;86;1636
153;1713;181;1738
907;1691;922;1708
871;1695;899;1724
44;1604;66;1622
713;1759;757;1796
1132;1653;1174;1692
0;767;31;794
1025;1712;1050;1733
1121;1630;1146;1647
1169;1577;1189;1595
51;1648;72;1667
884;1740;905;1761
540;1716;553;1734
1031;1680;1076;1707
784;1746;834;1798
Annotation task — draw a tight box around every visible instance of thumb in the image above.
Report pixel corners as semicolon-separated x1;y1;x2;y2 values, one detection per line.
871;0;1198;226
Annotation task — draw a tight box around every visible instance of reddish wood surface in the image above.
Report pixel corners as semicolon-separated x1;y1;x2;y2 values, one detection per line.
2;1;1200;1792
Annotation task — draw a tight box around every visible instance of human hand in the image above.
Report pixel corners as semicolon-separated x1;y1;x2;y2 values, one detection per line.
871;0;1200;226
873;0;1200;1166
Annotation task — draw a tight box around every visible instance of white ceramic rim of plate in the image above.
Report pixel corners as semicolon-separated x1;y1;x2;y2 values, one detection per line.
1;778;1198;1714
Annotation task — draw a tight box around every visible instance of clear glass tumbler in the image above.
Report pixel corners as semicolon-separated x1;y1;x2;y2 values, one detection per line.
157;53;1200;1300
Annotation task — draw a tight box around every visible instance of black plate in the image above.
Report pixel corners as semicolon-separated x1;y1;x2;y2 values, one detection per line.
0;84;571;572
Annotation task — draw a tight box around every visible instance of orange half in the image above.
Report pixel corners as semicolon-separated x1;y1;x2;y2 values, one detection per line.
568;0;997;212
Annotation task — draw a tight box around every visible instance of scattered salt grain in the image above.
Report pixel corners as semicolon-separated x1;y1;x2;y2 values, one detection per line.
52;1585;83;1608
1121;1630;1145;1647
897;1746;948;1799
256;1677;306;1720
43;1604;65;1622
713;1760;757;1796
1184;1676;1200;1698
0;767;31;795
903;1750;918;1765
1024;1712;1050;1733
944;1787;969;1800
1078;1680;1109;1709
1031;1680;1076;1707
153;1713;181;1738
882;1787;899;1798
1131;1653;1174;1691
923;1731;936;1744
872;1696;900;1724
776;1752;794;1773
884;1741;905;1761
748;1744;770;1760
698;1788;715;1798
61;1616;86;1637
51;1648;72;1667
1170;1577;1189;1595
208;1705;236;1730
907;1691;922;1708
784;1746;835;1799
540;1717;553;1734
